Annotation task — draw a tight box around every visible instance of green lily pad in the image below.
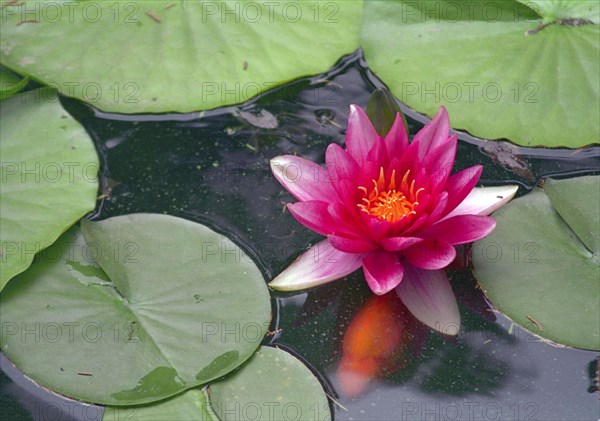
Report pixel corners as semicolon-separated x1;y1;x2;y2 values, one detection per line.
209;346;332;421
0;67;28;100
0;214;272;405
0;0;361;113
0;88;98;290
102;388;218;421
473;176;600;350
361;0;600;147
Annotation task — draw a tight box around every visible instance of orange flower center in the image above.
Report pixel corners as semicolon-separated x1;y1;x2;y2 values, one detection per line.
357;167;423;223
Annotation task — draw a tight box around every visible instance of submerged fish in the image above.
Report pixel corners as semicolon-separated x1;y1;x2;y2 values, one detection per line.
337;292;423;397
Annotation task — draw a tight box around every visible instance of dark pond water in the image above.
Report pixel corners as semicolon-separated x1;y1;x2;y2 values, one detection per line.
1;50;599;420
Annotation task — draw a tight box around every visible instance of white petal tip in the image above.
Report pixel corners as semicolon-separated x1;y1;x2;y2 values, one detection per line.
268;276;333;292
269;240;363;292
482;185;519;215
445;185;520;219
506;185;519;196
269;156;286;172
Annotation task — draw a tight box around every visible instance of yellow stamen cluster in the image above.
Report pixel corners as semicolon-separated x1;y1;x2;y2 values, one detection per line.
357;167;424;223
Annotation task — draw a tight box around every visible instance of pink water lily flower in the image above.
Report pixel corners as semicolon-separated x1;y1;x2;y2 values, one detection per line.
269;105;518;332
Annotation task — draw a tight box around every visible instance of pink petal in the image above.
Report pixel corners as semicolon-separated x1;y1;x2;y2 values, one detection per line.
380;236;423;251
421;215;496;245
326;143;359;185
365;137;388;168
271;155;335;202
442;165;483;217
422;191;448;228
327;202;365;236
287;201;340;237
396;264;460;334
404;240;456;270
388;211;419;234
357;159;381;190
396;138;421;179
413;190;432;217
384;112;409;158
329;234;377;254
404;213;430;236
442;185;519;220
412;166;428;192
362;251;404;295
333;179;358;208
422;134;457;187
345;104;379;165
361;212;394;240
269;240;363;290
413;106;451;159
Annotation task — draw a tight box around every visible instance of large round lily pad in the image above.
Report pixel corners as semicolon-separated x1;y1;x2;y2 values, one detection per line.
361;0;599;147
0;88;98;290
0;0;362;113
0;214;272;405
473;176;600;350
209;346;332;421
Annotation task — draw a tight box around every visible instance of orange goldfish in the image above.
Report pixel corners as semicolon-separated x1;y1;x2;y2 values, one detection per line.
337;292;424;397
